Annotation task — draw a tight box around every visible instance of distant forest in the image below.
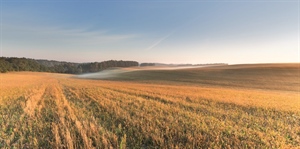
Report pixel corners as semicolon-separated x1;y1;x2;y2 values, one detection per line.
0;57;139;74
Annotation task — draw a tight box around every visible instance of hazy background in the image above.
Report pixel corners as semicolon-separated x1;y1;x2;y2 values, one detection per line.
0;0;298;64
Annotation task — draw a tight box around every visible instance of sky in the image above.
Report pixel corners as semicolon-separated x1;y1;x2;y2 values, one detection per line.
0;0;299;64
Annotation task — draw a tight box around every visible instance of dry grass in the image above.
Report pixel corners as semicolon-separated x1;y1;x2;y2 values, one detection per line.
0;64;299;148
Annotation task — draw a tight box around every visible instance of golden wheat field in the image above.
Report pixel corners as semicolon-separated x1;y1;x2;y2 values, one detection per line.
0;64;299;148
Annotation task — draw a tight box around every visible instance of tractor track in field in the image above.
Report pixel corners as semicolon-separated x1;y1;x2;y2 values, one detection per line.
0;72;299;148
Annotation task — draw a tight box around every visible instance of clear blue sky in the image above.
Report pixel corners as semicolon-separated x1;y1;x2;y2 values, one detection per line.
1;0;299;64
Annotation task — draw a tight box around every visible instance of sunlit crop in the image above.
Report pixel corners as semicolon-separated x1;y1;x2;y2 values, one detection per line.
0;68;299;148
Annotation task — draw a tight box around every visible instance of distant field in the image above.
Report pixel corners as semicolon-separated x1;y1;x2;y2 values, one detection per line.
0;63;299;148
104;63;300;92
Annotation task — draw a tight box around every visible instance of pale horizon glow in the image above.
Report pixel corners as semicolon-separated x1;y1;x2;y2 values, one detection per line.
0;0;298;64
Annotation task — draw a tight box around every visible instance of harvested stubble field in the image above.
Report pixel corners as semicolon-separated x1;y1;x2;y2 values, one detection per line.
0;64;299;148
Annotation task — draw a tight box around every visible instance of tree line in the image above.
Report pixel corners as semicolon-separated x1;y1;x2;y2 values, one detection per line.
0;57;139;74
140;63;156;66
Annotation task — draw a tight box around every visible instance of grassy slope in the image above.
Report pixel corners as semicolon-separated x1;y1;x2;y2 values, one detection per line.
115;63;300;92
0;64;299;148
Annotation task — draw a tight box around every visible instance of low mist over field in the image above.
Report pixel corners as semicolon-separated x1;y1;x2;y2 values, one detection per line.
76;65;217;79
76;63;300;92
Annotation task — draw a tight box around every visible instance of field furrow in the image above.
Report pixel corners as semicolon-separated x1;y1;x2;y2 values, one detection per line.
62;81;300;148
0;71;299;148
